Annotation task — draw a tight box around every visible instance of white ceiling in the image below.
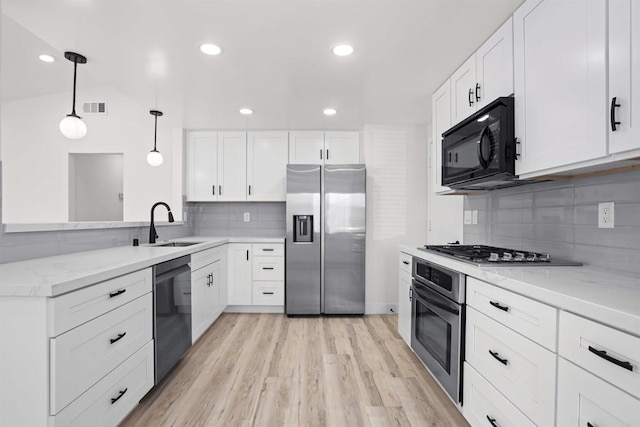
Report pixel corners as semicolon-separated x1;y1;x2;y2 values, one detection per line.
1;0;523;130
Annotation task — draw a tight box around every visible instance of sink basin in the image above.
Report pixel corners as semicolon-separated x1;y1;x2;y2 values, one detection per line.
155;241;203;247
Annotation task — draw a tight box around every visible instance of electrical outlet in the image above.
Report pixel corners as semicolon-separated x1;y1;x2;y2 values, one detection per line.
598;202;614;228
472;210;478;225
243;212;250;222
464;210;472;225
386;304;397;314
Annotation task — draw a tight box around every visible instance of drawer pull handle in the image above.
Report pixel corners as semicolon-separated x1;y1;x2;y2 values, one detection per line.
263;292;274;295
486;416;499;427
262;248;274;252
588;346;633;371
110;332;126;344
109;289;126;298
110;388;128;404
489;301;509;312
262;267;274;270
489;350;508;366
402;261;410;265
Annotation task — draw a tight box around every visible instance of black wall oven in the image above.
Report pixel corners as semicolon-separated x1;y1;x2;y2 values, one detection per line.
441;96;518;190
411;257;465;404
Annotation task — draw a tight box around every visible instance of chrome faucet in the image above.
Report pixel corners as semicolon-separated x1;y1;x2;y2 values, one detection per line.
149;202;175;244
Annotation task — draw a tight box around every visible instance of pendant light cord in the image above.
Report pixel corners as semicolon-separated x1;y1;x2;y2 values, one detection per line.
71;60;78;117
153;115;158;151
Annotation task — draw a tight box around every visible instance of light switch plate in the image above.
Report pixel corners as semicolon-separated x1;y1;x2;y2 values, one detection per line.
244;212;250;222
464;210;472;225
472;210;478;225
598;202;614;228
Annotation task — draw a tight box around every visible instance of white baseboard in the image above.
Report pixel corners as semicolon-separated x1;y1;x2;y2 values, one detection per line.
224;305;284;314
365;303;397;315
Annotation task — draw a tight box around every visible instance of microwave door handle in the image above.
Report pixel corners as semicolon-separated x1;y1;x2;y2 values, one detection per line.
477;125;490;169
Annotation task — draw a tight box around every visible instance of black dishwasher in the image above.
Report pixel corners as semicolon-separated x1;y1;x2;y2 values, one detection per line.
154;255;191;384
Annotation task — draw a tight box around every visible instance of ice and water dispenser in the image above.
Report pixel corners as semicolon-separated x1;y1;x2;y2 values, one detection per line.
293;215;313;242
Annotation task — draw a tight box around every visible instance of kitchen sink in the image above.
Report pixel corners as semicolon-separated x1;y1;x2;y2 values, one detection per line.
154;241;203;247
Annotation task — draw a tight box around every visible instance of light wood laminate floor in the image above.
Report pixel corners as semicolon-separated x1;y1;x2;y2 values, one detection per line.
123;314;469;427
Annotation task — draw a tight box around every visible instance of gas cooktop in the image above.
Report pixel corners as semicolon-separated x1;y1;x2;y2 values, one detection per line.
418;245;582;267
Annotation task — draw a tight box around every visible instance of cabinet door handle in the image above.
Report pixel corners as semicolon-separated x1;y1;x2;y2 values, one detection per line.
263;291;274;295
109;289;126;298
246;250;249;261
611;97;621;131
475;83;481;102
488;350;508;365
109;332;126;344
219;185;222;196
110;388;128;404
486;415;499;427
402;261;409;265
212;185;215;195
320;149;323;160
326;149;329;160
468;88;474;106
489;301;509;312
588;346;633;371
248;185;252;196
262;267;274;270
409;287;413;302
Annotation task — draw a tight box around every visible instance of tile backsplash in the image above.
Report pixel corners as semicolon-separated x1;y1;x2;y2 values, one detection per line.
190;202;286;238
464;168;640;275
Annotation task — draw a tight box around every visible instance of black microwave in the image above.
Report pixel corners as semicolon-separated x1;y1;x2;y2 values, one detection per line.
441;96;520;190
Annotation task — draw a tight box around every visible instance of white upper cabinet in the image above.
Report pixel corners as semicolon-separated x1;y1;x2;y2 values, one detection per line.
476;17;514;109
431;79;452;193
609;0;640;155
247;131;289;201
451;55;477;125
217;132;247;201
324;131;360;164
289;131;360;164
187;131;219;201
514;0;607;176
289;131;325;164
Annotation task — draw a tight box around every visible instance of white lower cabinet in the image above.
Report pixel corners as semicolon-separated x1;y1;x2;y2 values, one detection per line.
228;244;253;305
191;248;225;343
397;252;412;346
252;243;285;306
557;358;640;427
252;281;284;306
50;341;154;426
463;362;535;427
465;306;556;426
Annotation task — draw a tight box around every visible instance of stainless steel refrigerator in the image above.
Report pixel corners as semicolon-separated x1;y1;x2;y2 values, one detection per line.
285;164;366;315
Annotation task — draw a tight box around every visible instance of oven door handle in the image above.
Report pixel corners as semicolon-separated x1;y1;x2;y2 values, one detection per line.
476;125;491;169
412;285;459;315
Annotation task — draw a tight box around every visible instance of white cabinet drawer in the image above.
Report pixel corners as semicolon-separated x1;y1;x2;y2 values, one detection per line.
48;269;152;337
559;311;640;398
50;340;154;427
191;246;223;271
252;282;284;306
252;243;284;257
557;358;640;427
467;277;557;351
463;362;535;427
252;257;284;281
399;253;412;274
466;307;556;427
50;293;153;414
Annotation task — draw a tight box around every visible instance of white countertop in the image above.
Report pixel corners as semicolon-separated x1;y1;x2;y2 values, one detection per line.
400;245;640;335
0;236;284;298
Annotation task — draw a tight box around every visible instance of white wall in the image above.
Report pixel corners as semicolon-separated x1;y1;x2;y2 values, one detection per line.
1;86;182;223
362;124;428;313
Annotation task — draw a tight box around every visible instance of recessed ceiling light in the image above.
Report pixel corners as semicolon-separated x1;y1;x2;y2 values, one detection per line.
332;44;354;56
39;54;55;63
239;108;254;115
323;108;337;116
199;43;222;56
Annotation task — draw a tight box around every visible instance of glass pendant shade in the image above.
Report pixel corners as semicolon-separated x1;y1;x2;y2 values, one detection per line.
59;115;87;140
147;150;163;167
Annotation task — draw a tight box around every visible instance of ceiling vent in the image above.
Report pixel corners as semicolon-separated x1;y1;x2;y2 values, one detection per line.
82;102;108;115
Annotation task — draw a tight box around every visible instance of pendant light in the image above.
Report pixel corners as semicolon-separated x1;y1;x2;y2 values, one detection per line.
59;52;88;140
147;110;164;167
